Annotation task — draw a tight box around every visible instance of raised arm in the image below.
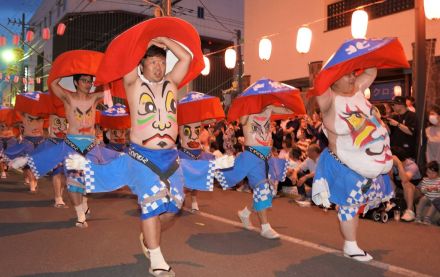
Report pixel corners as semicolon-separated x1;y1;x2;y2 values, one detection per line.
316;88;333;114
51;78;69;104
156;37;191;85
123;66;138;88
355;67;377;92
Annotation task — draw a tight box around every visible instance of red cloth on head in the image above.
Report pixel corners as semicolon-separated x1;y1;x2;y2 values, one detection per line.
95;17;204;95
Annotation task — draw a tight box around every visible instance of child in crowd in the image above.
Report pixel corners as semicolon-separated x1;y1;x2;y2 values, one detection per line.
415;161;440;225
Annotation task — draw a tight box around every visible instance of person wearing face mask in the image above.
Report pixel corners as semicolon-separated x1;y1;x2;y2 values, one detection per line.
387;96;417;160
426;105;440;164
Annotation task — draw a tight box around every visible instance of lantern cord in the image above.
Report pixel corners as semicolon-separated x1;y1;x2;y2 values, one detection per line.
204;0;385;57
0;22;51;64
198;0;235;34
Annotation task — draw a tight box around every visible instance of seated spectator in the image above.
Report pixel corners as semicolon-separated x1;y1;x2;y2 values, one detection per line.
415;161;440;225
278;139;292;160
426;105;440;165
278;146;302;195
209;141;223;158
291;144;321;203
392;146;422;222
297;130;311;159
271;121;284;150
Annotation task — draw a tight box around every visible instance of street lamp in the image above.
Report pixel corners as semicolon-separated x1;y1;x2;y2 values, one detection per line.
1;49;15;63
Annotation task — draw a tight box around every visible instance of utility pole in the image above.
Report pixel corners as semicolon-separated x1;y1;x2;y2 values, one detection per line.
7;13;27;93
162;0;172;16
414;0;427;167
236;29;243;96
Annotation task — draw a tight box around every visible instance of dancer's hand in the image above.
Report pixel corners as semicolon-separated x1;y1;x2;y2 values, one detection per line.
9;156;28;169
214;155;234;169
319;191;331;208
65;154;88;170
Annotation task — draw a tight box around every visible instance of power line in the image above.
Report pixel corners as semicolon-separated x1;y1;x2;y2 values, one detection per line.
197;0;235;34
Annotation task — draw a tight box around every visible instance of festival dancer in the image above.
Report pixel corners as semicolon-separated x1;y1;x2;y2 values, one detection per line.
0;106;19;179
217;78;306;239
177;91;225;212
11;50;121;227
100;103;130;153
65;17;232;276
309;38;410;261
5;91;48;193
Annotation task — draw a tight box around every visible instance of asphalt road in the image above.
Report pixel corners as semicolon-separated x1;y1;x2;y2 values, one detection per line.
0;171;439;277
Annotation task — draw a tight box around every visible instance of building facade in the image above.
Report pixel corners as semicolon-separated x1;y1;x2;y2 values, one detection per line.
26;0;243;98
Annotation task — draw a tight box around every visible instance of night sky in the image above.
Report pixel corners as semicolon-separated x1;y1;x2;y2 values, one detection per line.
0;0;42;68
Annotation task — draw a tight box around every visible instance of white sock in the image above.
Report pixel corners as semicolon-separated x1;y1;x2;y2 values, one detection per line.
82;196;89;213
343;240;363;254
261;223;272;232
74;205;86;222
191;201;199;210
148;247;170;270
239;206;251;217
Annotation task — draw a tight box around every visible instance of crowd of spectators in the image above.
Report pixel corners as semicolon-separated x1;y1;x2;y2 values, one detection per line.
199;95;440;226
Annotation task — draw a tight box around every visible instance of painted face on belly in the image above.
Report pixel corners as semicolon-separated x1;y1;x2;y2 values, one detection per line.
49;115;67;138
332;92;392;178
23;113;44;137
243;109;272;146
132;82;177;149
179;122;201;149
73;106;94;134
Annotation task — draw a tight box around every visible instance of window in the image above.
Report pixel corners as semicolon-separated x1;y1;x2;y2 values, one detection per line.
327;0;414;31
197;6;204;19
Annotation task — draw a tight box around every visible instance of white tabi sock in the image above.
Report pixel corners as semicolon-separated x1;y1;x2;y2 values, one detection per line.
148;247;170;270
191;201;199;211
74;204;86;223
239;206;251;217
343;240;363;255
261;223;272;232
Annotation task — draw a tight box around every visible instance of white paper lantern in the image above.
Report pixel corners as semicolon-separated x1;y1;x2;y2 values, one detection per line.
351;10;369;39
394;85;402;97
425;0;440;20
259;37;272;61
296;26;312;54
364;88;371;99
225;48;236;69
201;56;210;76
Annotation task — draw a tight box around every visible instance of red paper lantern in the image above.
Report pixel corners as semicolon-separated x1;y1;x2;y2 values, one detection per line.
13;76;19;83
42;27;50;40
12;34;20;45
26;30;34;42
5;75;10;82
22;77;27;84
0;36;6;47
29;78;34;85
57;23;66;36
36;77;41;84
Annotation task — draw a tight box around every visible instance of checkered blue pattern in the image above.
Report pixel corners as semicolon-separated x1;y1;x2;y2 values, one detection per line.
215;170;228;190
141;184;169;214
253;182;273;211
205;160;216;191
83;160;95;193
338;177;394;221
27;155;40;179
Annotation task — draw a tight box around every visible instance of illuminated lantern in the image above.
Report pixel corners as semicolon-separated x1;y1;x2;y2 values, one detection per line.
13;76;19;83
364;88;371;99
42;27;50;40
225;48;237;69
296;26;312;54
258;37;272;61
29;78;34;85
12;34;20;45
201;56;210;76
57;23;66;35
351;10;369;39
0;36;6;47
424;0;440;20
394;85;402;97
22;77;27;85
36;77;41;84
26;30;34;42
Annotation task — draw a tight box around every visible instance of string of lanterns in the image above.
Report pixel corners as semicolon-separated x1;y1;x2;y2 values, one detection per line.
0;72;42;85
200;0;440;76
0;23;66;47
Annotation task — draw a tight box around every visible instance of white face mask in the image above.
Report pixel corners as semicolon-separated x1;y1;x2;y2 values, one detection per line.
429;115;439;125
